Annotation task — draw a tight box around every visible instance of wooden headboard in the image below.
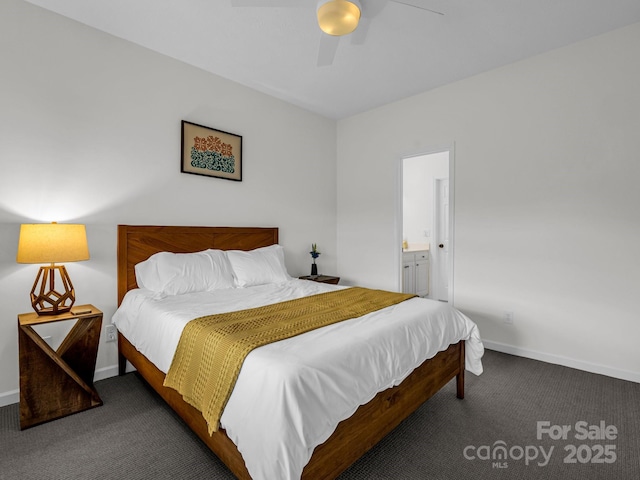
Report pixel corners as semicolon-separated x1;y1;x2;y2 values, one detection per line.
117;225;279;305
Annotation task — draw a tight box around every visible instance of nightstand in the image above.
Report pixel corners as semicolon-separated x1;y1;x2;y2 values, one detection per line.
18;304;103;429
299;275;340;285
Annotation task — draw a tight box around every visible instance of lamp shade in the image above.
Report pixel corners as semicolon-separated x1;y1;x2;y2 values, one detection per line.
17;223;89;264
317;0;361;36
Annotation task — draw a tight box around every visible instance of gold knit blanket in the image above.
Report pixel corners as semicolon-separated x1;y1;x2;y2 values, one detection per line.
163;287;416;434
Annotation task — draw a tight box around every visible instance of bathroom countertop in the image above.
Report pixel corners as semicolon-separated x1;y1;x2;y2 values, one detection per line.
402;243;430;253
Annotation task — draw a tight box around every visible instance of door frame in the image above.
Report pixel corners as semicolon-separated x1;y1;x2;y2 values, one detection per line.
395;144;456;304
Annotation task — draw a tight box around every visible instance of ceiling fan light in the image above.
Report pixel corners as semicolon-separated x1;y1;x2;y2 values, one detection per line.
317;0;361;36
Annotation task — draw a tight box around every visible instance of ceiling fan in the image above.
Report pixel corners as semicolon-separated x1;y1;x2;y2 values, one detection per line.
231;0;443;66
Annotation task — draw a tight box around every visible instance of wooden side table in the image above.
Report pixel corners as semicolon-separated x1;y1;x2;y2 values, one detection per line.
299;275;340;285
18;304;103;429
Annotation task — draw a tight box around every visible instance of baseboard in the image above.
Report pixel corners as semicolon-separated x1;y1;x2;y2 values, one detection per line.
94;364;120;382
0;389;19;408
483;340;640;384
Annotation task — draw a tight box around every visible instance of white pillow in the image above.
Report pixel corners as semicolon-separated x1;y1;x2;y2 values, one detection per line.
135;249;235;295
226;244;291;287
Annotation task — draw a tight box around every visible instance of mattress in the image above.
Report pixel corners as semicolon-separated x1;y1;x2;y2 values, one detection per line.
112;279;484;480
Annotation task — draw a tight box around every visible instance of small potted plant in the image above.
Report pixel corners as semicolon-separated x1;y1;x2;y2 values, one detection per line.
309;243;320;276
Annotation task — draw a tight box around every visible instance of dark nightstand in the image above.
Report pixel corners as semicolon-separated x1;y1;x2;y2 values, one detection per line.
18;304;103;429
299;275;340;285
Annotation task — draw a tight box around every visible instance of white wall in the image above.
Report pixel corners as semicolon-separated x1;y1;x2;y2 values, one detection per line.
2;2;638;410
0;0;337;404
337;22;640;382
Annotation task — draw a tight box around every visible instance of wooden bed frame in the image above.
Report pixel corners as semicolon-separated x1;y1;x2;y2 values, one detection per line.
116;225;465;480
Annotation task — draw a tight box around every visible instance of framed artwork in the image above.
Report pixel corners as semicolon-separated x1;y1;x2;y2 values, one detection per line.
181;120;242;181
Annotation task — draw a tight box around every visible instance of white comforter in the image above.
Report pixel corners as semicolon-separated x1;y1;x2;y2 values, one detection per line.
112;279;484;480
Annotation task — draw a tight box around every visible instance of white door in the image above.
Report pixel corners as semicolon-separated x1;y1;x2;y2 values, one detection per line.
433;178;449;301
415;258;429;297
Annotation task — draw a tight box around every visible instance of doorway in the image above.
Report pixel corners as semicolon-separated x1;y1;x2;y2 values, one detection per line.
399;149;454;302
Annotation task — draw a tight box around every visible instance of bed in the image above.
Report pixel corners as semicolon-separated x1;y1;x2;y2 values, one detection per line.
115;225;483;480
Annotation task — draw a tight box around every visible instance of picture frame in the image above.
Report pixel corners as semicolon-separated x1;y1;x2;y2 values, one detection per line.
181;120;242;181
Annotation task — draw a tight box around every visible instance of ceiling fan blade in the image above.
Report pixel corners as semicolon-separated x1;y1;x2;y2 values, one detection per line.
351;0;389;45
350;17;371;45
361;0;390;18
390;0;444;15
317;34;341;67
230;0;301;7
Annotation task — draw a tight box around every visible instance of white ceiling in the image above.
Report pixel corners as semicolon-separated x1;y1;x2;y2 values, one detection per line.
24;0;640;119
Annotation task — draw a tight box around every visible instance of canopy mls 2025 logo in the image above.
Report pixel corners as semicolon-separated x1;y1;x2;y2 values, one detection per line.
463;420;618;469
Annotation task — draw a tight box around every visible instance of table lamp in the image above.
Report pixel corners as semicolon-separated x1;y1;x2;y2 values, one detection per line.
16;222;90;316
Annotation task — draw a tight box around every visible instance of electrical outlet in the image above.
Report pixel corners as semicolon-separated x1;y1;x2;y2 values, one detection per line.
503;311;514;325
105;325;117;342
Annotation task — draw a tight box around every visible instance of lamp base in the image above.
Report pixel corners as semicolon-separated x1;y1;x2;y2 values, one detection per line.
30;265;76;316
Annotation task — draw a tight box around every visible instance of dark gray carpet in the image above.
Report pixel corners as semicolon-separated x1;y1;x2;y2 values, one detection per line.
1;350;638;479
